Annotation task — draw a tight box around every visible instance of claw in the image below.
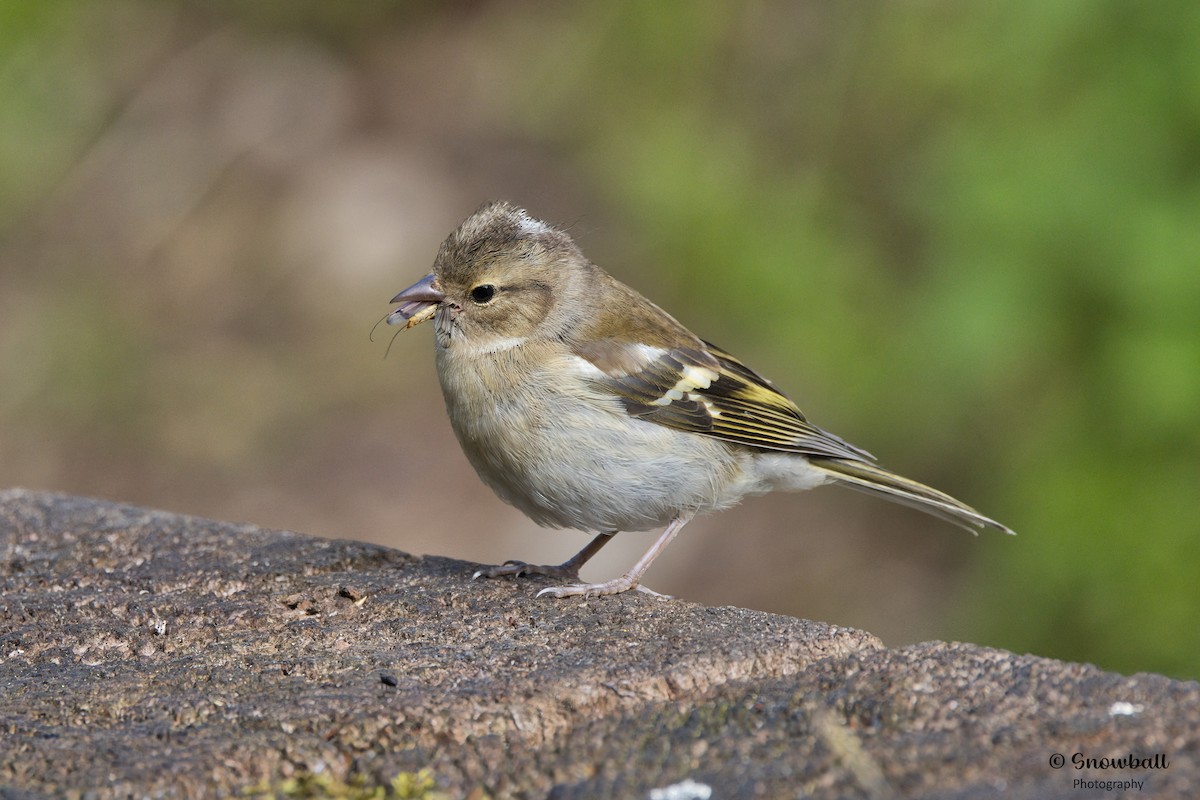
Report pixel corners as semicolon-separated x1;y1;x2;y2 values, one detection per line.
533;581;668;599
536;576;641;599
473;560;578;582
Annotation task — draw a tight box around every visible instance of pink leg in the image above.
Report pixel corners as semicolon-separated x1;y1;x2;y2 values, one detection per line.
536;514;693;599
472;531;614;582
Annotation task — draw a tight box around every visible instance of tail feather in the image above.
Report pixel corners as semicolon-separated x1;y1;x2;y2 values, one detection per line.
810;458;1015;535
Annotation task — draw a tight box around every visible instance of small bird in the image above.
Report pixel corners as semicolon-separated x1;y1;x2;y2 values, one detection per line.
388;202;1013;598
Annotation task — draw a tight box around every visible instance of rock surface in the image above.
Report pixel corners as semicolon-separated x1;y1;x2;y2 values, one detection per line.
1;488;1196;799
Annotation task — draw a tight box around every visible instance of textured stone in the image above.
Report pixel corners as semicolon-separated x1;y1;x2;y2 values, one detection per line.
1;489;1196;799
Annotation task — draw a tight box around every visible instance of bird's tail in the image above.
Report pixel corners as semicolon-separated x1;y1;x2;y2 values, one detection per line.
810;458;1014;535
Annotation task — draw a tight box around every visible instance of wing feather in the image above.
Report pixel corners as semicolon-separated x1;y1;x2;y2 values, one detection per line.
574;337;874;462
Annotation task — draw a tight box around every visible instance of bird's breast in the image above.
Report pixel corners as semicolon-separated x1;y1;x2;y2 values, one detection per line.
433;346;746;532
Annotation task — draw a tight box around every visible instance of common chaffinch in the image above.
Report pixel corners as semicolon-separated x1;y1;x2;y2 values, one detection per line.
388;202;1013;598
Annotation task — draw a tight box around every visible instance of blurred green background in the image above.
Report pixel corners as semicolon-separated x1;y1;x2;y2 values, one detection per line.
2;0;1198;679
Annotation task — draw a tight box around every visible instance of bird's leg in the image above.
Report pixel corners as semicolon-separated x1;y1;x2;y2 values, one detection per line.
537;514;693;599
472;531;615;582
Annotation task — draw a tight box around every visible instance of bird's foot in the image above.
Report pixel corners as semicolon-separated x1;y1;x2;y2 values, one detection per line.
472;559;580;581
536;578;669;599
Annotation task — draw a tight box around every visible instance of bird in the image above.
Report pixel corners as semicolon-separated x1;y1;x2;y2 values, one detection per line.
387;201;1013;598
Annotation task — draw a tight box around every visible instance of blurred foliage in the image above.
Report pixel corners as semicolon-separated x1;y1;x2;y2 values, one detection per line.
480;0;1200;678
2;0;1197;678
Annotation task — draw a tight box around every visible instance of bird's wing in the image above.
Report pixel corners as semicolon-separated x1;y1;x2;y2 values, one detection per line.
571;337;874;461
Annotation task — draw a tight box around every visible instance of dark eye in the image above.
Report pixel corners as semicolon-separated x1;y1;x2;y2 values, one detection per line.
469;284;496;304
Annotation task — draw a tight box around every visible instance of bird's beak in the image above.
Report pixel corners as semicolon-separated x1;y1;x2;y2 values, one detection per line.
387;273;444;329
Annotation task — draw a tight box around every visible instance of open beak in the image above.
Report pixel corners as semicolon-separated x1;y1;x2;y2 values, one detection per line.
387;273;444;329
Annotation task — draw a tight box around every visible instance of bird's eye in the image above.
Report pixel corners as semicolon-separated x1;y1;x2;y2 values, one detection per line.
470;284;496;304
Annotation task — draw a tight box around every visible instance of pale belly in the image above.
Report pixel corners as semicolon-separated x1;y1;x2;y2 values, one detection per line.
434;341;827;532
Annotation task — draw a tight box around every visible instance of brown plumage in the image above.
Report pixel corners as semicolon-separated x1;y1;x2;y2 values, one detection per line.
388;201;1013;598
